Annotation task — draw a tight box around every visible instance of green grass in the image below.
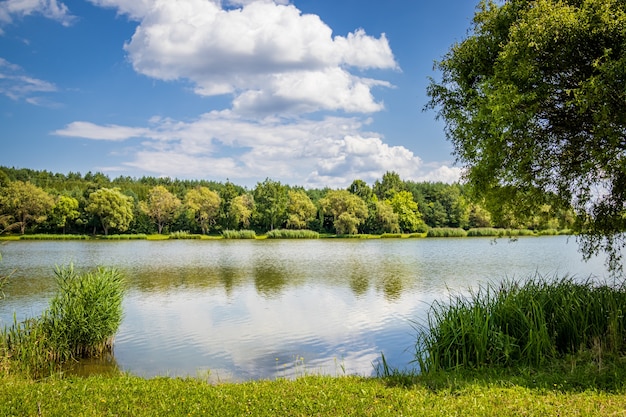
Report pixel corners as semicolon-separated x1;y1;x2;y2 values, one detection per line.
222;229;257;239
265;229;319;239
0;370;624;417
146;234;170;240
414;276;626;374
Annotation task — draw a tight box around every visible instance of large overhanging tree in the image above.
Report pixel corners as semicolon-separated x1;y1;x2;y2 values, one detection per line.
427;0;626;270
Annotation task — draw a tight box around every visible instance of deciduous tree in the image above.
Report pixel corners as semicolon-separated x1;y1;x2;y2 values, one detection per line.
51;195;80;234
140;185;181;234
427;0;626;268
184;187;221;234
253;179;288;231
85;188;134;235
319;190;368;235
386;191;426;233
0;181;54;234
286;190;317;229
229;194;254;229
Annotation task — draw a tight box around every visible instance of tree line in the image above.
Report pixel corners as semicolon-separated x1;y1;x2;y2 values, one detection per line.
0;166;574;236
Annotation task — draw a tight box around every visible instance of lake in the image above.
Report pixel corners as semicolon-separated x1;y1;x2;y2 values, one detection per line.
0;236;614;381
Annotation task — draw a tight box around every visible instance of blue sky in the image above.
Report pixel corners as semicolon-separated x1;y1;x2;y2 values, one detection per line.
0;0;478;188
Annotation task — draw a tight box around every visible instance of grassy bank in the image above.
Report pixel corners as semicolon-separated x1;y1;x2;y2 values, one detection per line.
1;369;625;417
0;228;573;241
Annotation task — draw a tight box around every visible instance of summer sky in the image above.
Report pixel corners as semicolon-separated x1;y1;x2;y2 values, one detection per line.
0;0;477;188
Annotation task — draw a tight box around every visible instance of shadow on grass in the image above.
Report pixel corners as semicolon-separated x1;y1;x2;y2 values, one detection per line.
379;353;626;394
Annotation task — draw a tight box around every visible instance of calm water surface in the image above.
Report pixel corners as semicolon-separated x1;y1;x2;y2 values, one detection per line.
0;236;613;381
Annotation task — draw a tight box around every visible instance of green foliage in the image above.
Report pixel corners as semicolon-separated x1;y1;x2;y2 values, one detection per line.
286;190;317;229
386;190;426;233
369;201;400;234
0;167;576;239
253;178;288;231
319;190;368;235
0;180;54;234
427;0;626;269
415;276;626;373
50;195;80;233
184;186;221;234
85;188;134;236
373;171;404;200
221;229;257;239
265;229;319;239
228;194;254;230
140;185;182;234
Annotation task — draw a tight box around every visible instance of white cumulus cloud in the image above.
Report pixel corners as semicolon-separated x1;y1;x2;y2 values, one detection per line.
53;112;460;188
89;0;397;115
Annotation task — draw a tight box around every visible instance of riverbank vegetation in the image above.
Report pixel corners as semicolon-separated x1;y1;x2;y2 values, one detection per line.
415;277;626;373
0;167;574;239
1;265;124;378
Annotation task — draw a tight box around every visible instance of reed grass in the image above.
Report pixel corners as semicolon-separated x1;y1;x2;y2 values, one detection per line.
1;265;125;377
415;276;626;373
426;228;468;238
265;229;319;239
222;230;257;239
466;228;502;237
168;231;202;239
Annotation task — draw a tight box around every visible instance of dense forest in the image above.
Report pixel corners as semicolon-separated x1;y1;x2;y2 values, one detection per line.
0;166;574;236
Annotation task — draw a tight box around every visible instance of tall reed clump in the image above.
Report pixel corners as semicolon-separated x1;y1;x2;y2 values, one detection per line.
265;229;319;239
222;230;257;239
426;228;468;238
169;231;202;239
1;265;125;377
415;276;626;373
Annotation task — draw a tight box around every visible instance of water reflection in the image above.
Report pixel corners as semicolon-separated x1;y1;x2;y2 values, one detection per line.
0;237;614;380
